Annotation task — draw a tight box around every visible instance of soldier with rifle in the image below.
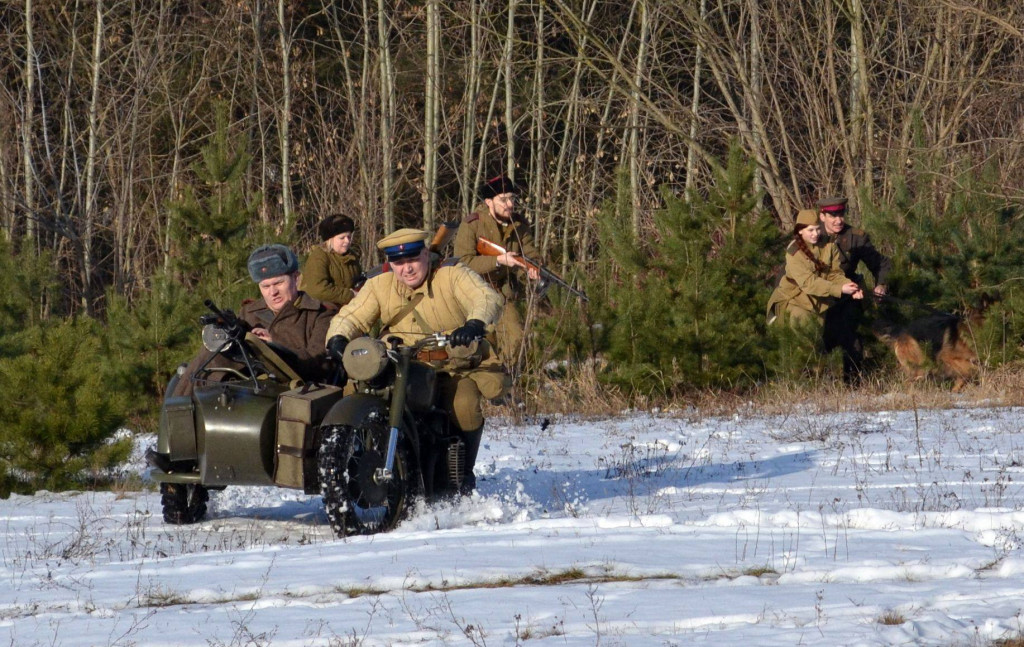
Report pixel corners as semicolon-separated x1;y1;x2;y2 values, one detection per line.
453;174;543;368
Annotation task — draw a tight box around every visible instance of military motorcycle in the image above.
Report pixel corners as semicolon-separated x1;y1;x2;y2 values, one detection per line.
146;301;471;536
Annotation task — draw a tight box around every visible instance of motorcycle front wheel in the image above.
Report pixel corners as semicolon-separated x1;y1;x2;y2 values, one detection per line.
318;421;411;537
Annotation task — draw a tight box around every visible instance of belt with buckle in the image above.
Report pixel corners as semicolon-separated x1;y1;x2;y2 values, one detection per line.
416;349;448;362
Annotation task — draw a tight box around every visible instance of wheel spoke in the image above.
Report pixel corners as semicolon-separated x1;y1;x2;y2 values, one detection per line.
318;419;410;537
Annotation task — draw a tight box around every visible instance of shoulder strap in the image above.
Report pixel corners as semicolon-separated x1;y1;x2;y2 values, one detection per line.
383;293;425;330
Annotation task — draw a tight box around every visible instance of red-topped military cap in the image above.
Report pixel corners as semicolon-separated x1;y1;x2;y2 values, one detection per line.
817;196;848;215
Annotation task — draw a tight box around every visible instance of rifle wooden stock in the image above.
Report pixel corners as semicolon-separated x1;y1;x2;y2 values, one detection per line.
475;237;589;302
429;220;459;254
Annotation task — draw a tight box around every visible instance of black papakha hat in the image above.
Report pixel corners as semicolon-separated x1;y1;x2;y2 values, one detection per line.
817;196;848;214
247;244;299;282
317;214;355;241
478;174;522;201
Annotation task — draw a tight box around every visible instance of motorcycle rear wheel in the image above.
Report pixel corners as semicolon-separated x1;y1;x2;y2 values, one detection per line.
318;422;411;537
160;482;209;524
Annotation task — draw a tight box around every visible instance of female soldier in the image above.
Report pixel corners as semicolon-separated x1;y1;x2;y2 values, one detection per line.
767;209;863;325
302;214;362;308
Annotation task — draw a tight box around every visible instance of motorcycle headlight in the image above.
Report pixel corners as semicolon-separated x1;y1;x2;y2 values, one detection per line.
202;324;232;353
342;337;389;382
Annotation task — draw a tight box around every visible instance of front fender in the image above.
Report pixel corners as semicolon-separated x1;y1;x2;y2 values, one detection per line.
321;392;388;427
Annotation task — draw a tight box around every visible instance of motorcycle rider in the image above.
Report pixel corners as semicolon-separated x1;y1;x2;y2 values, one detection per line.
172;243;335;397
325;227;510;494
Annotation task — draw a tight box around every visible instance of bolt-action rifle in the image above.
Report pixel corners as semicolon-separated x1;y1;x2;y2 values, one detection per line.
475;237;588;303
355;220;460;289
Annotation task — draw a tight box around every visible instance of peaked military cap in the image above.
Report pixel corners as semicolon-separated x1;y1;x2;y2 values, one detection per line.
318;214;355;241
248;244;299;282
479;174;522;201
377;228;430;261
817;196;848;214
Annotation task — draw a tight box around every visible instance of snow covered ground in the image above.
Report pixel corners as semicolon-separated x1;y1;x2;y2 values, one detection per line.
3;403;1024;646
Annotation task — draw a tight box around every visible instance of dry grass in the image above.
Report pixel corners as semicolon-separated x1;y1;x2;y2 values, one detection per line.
993;639;1024;647
517;362;1024;419
877;610;907;625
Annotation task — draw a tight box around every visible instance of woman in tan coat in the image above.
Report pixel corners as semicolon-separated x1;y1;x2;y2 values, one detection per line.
767;209;863;325
302;214;362;308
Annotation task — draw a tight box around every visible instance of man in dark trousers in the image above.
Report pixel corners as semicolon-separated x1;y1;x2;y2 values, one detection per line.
817;196;892;383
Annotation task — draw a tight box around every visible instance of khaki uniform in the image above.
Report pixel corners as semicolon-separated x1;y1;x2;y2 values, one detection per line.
327;262;509;432
174;292;334;396
453;203;539;363
766;240;847;325
301;246;361;308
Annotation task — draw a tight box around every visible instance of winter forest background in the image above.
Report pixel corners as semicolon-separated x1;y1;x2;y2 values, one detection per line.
3;1;1024;494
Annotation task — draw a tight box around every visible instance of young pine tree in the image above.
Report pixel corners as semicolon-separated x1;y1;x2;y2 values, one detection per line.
0;240;58;348
104;270;202;428
864;152;1024;368
167;100;259;307
591;146;782;395
0;319;131;497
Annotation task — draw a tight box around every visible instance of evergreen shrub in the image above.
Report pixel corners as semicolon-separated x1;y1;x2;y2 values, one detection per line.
0;318;132;497
864;153;1024;368
534;146;792;397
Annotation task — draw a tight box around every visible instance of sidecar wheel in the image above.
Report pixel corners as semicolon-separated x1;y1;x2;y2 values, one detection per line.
318;422;411;537
160;482;209;524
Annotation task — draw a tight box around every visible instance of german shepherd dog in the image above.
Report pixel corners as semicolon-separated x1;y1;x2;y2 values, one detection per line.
872;313;980;392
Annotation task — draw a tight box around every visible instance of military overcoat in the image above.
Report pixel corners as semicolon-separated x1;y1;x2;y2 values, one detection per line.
327;262;508;430
238;292;334;379
766;240;848;324
301;246;361;307
453;203;539;300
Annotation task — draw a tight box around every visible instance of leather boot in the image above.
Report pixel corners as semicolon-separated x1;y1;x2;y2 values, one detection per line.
460;427;483;495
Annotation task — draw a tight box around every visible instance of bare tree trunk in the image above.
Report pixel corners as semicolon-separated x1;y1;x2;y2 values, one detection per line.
0;143;10;240
423;0;439;228
848;0;873;201
460;0;482;216
377;0;395;232
474;48;505;205
277;0;293;228
685;0;707;198
21;0;36;242
81;0;105;313
503;0;517;179
748;0;763;208
530;0;545;243
626;0;651;235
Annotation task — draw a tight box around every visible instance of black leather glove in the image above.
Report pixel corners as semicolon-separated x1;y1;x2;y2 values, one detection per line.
326;335;349;362
450;319;485;348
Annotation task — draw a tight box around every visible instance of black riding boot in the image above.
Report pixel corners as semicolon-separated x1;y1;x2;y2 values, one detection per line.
460;427;483;495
